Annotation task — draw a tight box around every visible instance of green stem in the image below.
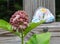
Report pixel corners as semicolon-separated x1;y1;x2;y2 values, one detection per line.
21;29;24;44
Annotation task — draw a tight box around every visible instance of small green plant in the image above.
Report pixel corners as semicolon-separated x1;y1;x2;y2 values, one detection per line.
0;10;51;44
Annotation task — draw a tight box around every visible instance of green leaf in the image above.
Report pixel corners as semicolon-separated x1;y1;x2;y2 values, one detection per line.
26;32;51;44
0;19;12;31
24;20;45;36
0;19;21;37
14;3;23;10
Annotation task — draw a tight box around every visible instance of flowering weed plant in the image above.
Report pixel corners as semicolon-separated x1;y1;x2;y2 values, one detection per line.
0;10;51;44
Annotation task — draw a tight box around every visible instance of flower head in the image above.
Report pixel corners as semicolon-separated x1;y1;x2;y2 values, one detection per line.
10;10;29;32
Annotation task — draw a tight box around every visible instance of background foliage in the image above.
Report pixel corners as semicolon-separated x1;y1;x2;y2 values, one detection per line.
56;0;60;21
0;0;23;22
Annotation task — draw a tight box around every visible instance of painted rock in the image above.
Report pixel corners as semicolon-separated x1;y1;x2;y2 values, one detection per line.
32;7;55;23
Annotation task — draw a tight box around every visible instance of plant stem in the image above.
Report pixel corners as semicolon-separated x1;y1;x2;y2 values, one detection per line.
21;29;24;44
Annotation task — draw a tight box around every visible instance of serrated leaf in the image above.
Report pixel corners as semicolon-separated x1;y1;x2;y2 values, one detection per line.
26;32;51;44
24;20;45;36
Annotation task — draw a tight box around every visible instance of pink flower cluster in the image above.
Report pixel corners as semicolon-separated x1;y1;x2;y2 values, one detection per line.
10;10;29;32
